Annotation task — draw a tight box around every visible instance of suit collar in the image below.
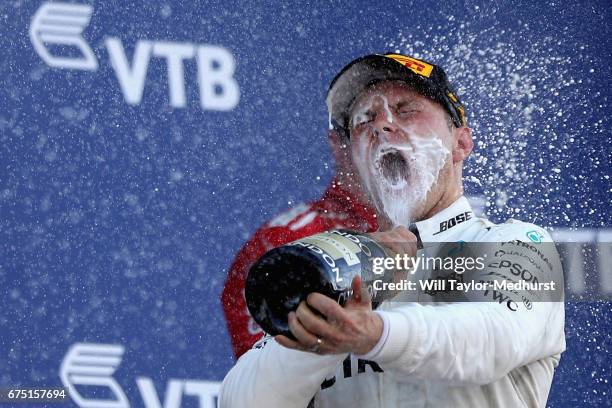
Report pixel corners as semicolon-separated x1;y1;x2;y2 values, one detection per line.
413;196;475;243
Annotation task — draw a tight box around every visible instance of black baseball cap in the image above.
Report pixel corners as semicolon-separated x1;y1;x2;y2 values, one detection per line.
326;53;466;136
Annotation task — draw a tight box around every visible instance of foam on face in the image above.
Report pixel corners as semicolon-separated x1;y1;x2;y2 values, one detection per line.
350;94;394;129
351;92;450;226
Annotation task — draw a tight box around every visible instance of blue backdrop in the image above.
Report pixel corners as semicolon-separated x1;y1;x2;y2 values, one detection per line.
1;0;610;407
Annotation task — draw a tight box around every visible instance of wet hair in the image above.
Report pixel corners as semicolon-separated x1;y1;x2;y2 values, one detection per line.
445;113;453;131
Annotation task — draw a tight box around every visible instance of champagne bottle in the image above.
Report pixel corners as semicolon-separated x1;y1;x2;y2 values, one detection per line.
245;229;395;339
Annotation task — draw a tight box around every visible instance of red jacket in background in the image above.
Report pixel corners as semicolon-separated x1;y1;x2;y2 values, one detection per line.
221;179;378;359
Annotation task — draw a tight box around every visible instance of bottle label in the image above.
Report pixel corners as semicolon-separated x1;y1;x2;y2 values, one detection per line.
297;233;362;267
290;230;388;291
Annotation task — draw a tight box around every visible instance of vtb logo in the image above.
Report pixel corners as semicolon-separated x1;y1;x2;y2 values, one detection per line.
60;343;128;408
60;343;220;408
29;2;239;110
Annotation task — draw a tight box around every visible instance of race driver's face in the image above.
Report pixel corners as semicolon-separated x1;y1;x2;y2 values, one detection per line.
348;80;454;227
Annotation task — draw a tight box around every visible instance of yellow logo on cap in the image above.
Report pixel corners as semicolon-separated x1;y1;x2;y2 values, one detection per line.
457;105;466;124
447;91;466;124
385;54;434;77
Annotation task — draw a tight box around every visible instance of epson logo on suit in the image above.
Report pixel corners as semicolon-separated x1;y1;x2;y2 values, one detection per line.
29;2;239;110
60;343;220;408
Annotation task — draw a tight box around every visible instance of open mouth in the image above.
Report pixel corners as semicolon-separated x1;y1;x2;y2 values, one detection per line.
375;148;410;187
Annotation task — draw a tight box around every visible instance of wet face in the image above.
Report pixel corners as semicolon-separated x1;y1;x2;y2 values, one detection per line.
348;80;455;227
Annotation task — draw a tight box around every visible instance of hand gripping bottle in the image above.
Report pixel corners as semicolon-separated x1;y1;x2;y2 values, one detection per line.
245;230;395;339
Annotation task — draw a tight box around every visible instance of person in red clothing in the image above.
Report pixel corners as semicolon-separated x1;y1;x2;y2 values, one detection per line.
221;129;378;359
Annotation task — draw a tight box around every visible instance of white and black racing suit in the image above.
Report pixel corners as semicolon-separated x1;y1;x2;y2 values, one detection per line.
219;196;566;407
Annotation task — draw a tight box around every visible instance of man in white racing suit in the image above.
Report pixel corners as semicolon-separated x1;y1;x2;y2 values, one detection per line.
220;53;565;407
